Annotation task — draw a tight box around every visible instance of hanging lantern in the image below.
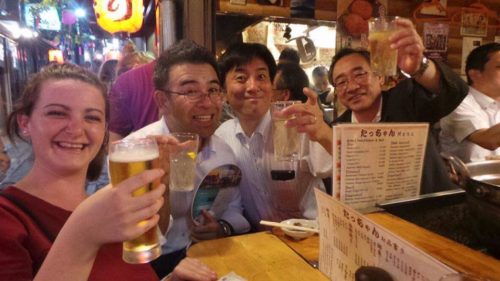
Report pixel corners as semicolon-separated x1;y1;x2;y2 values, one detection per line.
93;0;144;34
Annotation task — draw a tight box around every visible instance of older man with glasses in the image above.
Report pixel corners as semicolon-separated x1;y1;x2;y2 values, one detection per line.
278;18;468;194
124;39;250;279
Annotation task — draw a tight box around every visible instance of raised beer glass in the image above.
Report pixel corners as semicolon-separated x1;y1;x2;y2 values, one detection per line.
109;138;161;264
271;100;302;162
169;132;199;192
368;16;399;77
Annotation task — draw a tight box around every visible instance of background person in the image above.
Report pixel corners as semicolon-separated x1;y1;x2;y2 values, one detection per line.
440;42;500;162
272;63;309;103
278;47;301;66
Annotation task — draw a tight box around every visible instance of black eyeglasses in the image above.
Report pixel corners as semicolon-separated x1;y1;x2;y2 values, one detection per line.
161;88;223;103
333;70;370;92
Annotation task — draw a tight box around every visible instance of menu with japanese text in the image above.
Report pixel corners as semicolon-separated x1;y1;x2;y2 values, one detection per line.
314;190;457;281
333;123;428;209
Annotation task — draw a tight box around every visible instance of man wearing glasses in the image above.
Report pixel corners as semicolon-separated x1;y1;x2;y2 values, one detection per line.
279;18;468;194
124;40;250;279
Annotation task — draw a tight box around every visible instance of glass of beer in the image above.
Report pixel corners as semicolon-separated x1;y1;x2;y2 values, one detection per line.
368;16;399;77
271;100;302;162
169;132;199;192
108;138;161;264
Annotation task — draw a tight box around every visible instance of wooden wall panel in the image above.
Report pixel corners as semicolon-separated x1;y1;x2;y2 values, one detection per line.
217;0;500;71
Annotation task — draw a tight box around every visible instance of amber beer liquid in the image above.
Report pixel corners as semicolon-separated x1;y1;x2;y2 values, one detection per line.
109;148;161;264
368;17;399;77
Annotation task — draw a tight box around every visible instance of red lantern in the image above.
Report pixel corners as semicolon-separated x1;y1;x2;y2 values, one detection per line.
93;0;144;33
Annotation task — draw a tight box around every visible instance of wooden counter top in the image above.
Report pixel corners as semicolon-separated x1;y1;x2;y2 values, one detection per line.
187;212;500;280
367;212;500;281
187;231;328;281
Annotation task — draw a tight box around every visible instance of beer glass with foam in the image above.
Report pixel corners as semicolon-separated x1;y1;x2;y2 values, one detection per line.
108;138;161;264
368;16;399;77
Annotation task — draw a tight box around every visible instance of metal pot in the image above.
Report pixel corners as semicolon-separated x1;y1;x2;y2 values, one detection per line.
441;153;500;257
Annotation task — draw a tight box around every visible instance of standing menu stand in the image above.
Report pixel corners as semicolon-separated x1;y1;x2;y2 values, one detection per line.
333;123;429;209
314;190;457;281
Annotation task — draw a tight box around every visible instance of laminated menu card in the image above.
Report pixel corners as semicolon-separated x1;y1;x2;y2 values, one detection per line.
314;190;457;281
332;123;428;209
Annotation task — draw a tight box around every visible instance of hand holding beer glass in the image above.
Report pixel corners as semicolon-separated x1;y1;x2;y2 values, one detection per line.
368;16;399;77
271;100;302;162
169;132;199;192
109;138;161;264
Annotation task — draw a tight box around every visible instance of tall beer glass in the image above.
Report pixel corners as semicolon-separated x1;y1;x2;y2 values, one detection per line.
368;16;399;77
271;100;302;162
169;132;199;192
109;138;161;264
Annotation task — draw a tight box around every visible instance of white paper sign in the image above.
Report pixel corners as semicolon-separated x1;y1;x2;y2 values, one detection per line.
315;190;457;281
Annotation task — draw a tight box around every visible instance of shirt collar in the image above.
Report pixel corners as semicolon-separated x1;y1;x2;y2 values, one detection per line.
470;86;498;110
351;97;383;123
235;111;272;143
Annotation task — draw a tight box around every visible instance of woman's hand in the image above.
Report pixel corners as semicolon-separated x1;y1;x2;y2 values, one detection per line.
67;169;166;248
169;258;217;281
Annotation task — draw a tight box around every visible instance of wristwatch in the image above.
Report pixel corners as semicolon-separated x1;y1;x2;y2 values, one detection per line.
218;220;233;236
400;56;430;79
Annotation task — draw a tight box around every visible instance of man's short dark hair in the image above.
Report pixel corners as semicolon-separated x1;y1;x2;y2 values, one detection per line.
278;47;300;65
153;39;220;90
465;42;500;85
312;65;328;77
328;48;370;85
275;63;309;103
218;43;277;86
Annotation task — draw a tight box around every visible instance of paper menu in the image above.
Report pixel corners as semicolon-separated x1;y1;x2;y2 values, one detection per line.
314;189;457;281
333;123;429;209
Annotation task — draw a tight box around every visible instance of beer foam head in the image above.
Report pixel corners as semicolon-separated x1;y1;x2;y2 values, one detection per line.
109;149;159;163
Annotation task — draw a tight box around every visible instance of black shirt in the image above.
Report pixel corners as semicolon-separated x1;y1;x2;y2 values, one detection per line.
333;61;468;194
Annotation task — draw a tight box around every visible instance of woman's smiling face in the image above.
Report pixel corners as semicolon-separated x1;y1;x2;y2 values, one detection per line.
18;79;106;176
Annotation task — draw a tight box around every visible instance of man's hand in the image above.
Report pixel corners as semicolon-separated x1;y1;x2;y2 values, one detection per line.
390;17;440;93
191;210;225;241
275;88;333;155
168;258;217;281
390;18;424;75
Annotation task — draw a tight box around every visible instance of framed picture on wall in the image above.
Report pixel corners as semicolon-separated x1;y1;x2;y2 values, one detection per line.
460;10;488;37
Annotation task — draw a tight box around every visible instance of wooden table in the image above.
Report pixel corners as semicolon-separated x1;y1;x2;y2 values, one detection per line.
187;231;328;281
188;213;500;281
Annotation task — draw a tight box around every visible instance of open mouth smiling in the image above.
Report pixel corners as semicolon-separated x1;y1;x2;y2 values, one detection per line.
193;114;214;122
55;141;87;150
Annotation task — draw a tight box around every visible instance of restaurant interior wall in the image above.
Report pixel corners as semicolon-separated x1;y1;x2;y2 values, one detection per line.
217;0;500;73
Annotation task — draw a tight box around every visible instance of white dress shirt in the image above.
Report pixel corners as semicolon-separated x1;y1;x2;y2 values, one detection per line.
215;111;332;229
440;87;500;162
126;117;250;254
